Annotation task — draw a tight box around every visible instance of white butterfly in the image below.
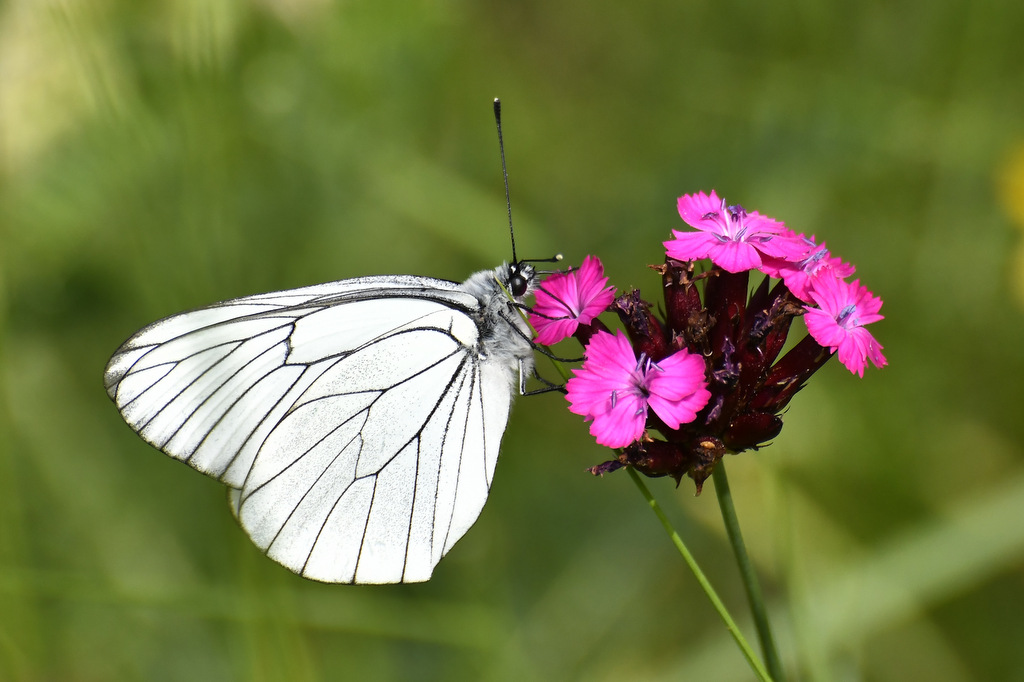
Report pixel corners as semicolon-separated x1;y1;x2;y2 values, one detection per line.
104;263;538;584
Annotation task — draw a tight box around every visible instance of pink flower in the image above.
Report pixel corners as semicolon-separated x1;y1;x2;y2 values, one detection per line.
529;255;616;345
566;330;711;448
665;190;806;273
803;274;887;377
761;234;856;303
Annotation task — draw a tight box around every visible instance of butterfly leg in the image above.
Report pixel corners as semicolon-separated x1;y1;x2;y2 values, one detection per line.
518;359;567;397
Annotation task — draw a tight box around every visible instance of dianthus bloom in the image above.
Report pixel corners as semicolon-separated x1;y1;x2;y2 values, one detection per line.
538;189;887;491
566;331;711;448
664;191;806;273
529;255;616;345
804;273;886;377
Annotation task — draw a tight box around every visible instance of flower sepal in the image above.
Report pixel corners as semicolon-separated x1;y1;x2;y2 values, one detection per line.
722;412;783;452
750;334;833;413
612;290;670;361
654;260;710;354
586;436;729;494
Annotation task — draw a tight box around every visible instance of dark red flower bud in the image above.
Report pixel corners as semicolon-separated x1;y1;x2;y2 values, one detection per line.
751;335;833;412
683;437;726;494
618;436;726;494
587;459;625;477
703;269;749;364
613;290;670;360
656;259;711;353
622;440;688;484
735;283;804;390
722;412;783;451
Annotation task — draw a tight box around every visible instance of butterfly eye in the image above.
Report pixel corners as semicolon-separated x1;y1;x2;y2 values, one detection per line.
509;264;530;298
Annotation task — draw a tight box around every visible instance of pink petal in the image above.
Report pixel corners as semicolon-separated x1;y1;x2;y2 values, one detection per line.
803;307;846;347
588;393;647;448
742;211;788;235
648;390;711;429
529;256;615;345
752;231;808;261
677;191;725;230
646;350;711;427
533;318;579;346
566;331;650;448
664;230;716;262
575;256;616;320
707;240;764;273
566;332;635;415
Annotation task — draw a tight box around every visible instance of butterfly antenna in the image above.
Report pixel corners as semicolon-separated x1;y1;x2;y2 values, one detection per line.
494;98;519;265
494;101;561;275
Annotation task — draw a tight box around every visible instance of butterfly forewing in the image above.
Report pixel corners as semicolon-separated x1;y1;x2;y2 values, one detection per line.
105;270;530;583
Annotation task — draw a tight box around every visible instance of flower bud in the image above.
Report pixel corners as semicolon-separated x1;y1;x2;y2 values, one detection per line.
613;290;670;361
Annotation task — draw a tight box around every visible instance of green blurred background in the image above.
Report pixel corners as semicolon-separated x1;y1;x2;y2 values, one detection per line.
3;1;1024;680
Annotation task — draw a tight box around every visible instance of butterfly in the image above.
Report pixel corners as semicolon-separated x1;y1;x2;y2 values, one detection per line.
104;99;551;584
104;262;539;584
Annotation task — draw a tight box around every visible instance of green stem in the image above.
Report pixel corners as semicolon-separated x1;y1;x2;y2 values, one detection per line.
712;461;786;682
627;467;772;682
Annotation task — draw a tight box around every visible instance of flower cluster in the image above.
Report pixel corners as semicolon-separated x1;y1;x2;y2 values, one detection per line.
530;190;886;491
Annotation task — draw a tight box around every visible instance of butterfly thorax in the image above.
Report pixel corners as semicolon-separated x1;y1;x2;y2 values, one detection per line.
460;263;536;385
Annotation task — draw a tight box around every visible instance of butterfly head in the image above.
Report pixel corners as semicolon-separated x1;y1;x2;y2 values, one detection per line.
507;261;535;299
